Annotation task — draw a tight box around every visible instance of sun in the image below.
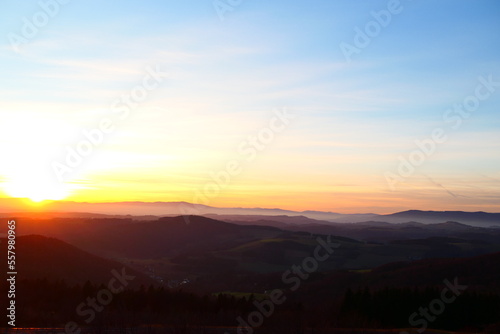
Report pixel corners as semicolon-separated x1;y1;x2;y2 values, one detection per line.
0;111;77;203
3;174;70;203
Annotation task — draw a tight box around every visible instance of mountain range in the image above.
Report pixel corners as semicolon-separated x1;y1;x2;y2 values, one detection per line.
1;198;499;226
2;209;500;331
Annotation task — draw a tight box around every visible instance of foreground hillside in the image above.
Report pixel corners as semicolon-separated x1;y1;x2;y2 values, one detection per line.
0;235;154;286
2;235;499;332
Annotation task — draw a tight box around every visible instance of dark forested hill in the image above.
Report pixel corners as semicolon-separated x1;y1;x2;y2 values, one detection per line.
1;235;153;286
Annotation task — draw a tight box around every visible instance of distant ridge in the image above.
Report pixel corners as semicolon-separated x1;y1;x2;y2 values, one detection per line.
382;210;500;226
0;197;499;226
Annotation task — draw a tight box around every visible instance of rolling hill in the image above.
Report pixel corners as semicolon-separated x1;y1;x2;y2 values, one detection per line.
3;214;500;290
1;235;153;286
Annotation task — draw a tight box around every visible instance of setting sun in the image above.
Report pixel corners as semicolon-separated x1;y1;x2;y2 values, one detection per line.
0;111;77;203
3;177;70;202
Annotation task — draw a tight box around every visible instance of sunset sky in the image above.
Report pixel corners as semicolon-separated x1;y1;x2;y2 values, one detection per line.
0;0;499;213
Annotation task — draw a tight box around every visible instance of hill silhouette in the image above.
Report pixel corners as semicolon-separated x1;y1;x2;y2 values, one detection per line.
3;235;153;286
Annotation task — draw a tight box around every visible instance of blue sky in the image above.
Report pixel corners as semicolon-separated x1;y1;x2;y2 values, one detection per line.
0;0;499;213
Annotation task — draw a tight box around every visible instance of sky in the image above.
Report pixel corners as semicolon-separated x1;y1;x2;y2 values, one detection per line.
0;0;499;213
